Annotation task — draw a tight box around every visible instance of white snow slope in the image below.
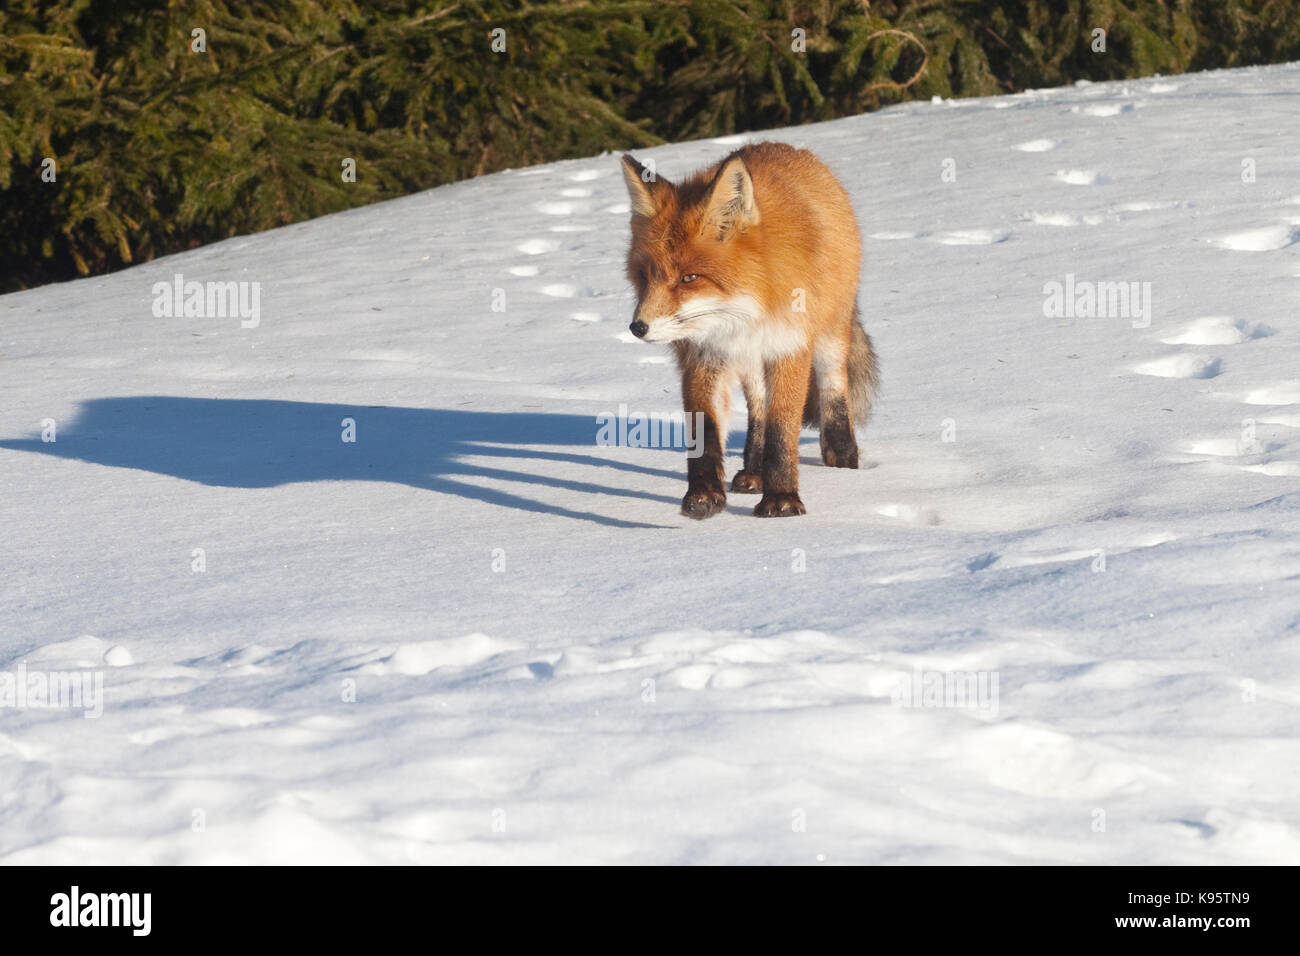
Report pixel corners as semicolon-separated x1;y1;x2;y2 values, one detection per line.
3;64;1300;865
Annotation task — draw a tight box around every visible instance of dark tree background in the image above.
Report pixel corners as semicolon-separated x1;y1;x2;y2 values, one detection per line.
3;0;1298;292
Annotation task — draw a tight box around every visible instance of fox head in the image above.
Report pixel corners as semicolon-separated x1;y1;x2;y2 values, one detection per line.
621;153;762;345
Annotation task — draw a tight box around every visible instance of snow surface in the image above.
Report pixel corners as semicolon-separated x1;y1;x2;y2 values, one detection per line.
3;63;1300;864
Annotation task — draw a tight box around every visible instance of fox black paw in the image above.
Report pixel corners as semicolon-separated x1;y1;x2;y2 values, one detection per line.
821;444;859;469
754;493;806;517
681;488;727;519
730;470;763;494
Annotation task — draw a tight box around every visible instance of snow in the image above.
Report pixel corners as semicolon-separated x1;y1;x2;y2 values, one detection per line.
3;63;1300;864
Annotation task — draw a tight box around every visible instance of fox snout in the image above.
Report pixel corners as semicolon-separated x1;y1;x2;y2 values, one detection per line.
627;305;682;343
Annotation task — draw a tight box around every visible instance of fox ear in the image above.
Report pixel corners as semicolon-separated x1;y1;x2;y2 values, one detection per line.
621;154;663;219
700;157;759;239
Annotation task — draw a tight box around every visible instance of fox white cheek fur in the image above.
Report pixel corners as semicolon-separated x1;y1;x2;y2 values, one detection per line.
641;294;762;344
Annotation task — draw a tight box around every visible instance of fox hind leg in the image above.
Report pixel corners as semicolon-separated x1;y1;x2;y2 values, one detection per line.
813;326;859;469
754;348;812;517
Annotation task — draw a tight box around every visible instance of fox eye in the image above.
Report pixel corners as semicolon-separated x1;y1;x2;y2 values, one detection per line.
680;274;699;284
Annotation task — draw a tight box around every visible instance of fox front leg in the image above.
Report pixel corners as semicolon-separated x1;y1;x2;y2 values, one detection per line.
681;364;728;519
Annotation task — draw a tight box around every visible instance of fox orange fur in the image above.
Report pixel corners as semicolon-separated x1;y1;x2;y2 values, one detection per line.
620;142;878;518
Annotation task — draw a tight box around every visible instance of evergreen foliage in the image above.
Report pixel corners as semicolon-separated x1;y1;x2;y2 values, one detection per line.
3;1;1298;291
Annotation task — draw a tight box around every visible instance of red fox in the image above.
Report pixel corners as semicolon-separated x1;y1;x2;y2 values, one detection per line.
620;142;878;518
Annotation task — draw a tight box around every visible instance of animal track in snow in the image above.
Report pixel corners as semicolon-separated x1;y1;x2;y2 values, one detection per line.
605;202;631;215
1073;103;1135;117
869;230;926;240
1178;424;1300;478
536;201;577;216
875;503;941;526
560;188;593;198
1026;212;1103;227
104;645;134;666
1215;225;1300;252
1115;200;1189;213
1013;139;1059;152
1055;169;1110;186
517;238;559;255
1182;438;1266;457
540;283;577;298
937;229;1010;246
1255;412;1300;428
1160;317;1273;345
1240;461;1300;477
508;265;541;277
1243;383;1300;405
1132;354;1221;379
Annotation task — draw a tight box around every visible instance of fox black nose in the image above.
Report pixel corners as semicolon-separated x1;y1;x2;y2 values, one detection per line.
629;319;648;339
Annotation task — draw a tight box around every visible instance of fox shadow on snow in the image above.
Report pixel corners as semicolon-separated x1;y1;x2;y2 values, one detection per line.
0;396;730;530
